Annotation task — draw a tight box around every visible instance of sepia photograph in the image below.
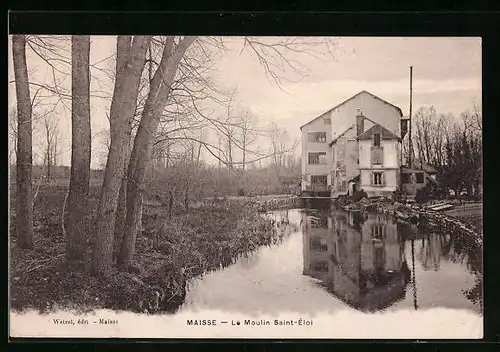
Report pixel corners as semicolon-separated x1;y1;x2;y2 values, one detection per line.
8;35;482;339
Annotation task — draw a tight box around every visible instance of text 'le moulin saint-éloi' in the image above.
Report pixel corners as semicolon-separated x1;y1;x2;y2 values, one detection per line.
186;319;314;326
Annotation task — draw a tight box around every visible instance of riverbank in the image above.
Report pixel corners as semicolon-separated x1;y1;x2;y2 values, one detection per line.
197;194;301;212
339;197;482;243
9;186;287;314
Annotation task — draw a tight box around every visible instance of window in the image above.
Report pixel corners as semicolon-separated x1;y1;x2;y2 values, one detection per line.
372;172;384;186
373;133;381;147
371;224;386;239
324;118;331;125
371;147;384;165
308;132;327;143
308;152;327;164
374;246;385;271
338;180;347;192
311;175;328;186
416;172;425;184
401;173;411;184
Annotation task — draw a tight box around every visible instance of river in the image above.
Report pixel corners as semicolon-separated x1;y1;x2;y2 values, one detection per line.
176;207;483;338
8;206;483;339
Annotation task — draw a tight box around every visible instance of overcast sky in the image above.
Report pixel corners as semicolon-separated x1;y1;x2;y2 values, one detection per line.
8;36;481;168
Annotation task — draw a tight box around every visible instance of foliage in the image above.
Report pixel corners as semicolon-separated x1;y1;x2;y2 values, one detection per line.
408;104;482;199
415;185;431;204
352;189;368;203
147;159;301;212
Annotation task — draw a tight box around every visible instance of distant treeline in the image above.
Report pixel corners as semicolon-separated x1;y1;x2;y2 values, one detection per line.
9;164;104;181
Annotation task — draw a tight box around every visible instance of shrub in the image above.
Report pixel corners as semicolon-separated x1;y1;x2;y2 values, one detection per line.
335;195;349;207
238;188;246;197
415;185;431;204
352;189;368;203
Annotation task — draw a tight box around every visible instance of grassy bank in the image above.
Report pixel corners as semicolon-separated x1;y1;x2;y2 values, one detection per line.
10;185;284;314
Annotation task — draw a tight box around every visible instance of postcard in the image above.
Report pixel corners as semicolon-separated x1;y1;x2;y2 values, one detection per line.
9;34;483;339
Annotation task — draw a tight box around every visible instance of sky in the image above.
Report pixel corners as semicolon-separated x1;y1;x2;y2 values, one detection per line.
8;36;482;169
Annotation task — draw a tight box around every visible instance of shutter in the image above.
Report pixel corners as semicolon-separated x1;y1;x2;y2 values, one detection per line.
371;172;374;186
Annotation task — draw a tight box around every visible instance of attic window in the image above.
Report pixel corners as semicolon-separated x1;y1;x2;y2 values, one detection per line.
324;118;331;124
308;132;326;143
373;133;381;147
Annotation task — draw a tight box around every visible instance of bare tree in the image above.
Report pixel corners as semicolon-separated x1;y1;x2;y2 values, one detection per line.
8;107;18;164
101;35;338;269
236;108;259;171
67;35;91;261
118;36;196;268
268;122;299;185
12;35;34;249
413;106;437;166
38;113;61;179
91;36;151;276
223;90;237;168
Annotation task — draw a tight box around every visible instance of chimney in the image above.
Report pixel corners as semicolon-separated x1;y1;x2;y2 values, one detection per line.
356;110;364;136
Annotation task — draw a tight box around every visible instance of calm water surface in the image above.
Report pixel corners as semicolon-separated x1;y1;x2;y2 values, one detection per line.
179;208;482;317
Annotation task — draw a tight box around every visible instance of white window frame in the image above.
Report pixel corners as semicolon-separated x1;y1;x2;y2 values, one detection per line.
372;172;384;186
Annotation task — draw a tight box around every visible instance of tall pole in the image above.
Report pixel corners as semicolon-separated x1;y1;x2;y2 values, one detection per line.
411;238;418;310
408;66;413;168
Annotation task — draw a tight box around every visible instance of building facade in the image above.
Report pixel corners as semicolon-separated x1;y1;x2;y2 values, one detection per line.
300;90;404;198
329;113;402;198
357;119;402;197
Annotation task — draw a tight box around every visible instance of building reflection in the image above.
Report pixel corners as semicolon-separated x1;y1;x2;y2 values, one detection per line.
302;209;412;312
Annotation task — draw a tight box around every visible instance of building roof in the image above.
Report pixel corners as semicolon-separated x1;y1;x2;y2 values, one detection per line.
300;90;404;130
329;125;355;146
348;174;360;183
411;159;438;174
401;167;424;173
357;123;401;141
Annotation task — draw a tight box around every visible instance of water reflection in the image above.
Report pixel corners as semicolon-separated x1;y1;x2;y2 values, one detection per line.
302;208;482;313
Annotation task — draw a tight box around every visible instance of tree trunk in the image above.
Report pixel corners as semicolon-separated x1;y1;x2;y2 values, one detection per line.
67;35;91;260
12;35;34;249
91;36;151;276
46;129;51;179
242;133;246;171
196;140;202;165
113;139;130;262
118;36;196;267
169;191;173;220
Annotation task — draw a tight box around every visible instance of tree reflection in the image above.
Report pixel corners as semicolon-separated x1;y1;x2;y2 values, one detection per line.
403;218;482;311
302;207;483;312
